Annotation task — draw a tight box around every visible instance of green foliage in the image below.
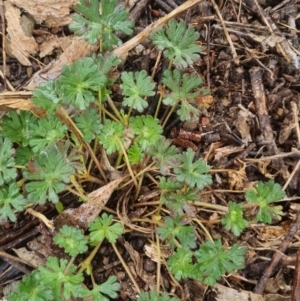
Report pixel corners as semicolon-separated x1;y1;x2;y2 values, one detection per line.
88;213;124;244
74;108;103;143
128;143;144;164
157;215;196;250
58;57;106;110
29;117;67;153
98;119;125;154
194;239;247;285
0;138;17;185
38;257;85;300
159;180;198;215
138;291;180;301
167;248;194;280
245;180;285;223
0;182;27;222
23;145;76;204
121;70;155;112
129;115;163;151
174;148;212;190
150;19;201;68
53;225;88;257
69;0;134;49
81;276;120;301
221;201;248;236
31;80;62;114
8;271;53;301
162;69;205;122
1;111;37;146
147;136;179;175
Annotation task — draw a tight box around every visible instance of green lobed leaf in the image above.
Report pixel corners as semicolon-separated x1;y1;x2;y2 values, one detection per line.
29;117;67;153
98;119;125;154
160;188;198;216
31;80;62;114
157;215;196;250
174;148;212;190
129;115;163;151
151;19;201;68
74;108;103;143
23;145;76;204
221;201;248;236
8;270;53;301
147;136;180;175
0;137;17;186
1;110;37;147
69;0;134;49
38;256;84;301
194;239;247;285
128;143;144;164
58;57;106;110
245;180;285;223
53;225;88;257
167;248;194;280
121;70;155;112
88;213;124;245
162;69;203;106
0;182;27;222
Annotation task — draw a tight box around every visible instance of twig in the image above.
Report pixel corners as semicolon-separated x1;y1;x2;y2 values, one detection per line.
210;0;237;60
292;246;300;301
254;211;300;294
0;0;6;90
249;67;289;180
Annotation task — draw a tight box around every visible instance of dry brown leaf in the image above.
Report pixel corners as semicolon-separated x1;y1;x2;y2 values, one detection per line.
214;145;245;162
213;283;264;301
227;161;247;190
234;109;254;143
4;1;38;66
39;36;72;58
123;240;143;278
54;177;124;230
12;247;45;268
9;0;77;27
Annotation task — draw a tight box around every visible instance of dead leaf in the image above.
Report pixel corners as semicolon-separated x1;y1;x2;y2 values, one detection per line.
123;240;143;278
234;109;254;143
9;0;77;27
4;1;38;65
54;177;124;230
213;283;264;301
12;247;45;268
39;36;72;58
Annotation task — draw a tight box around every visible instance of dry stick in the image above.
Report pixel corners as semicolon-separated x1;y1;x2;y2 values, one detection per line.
210;0;237;60
249;67;289;181
292;246;300;301
0;0;6;90
254;211;300;294
112;0;206;59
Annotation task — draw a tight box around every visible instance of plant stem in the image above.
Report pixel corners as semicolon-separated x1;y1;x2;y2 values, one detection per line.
193;201;228;212
156;233;162;292
162;99;180;128
56;107;107;183
106;94;123;122
78;241;102;274
111;242;141;294
115;136;139;190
